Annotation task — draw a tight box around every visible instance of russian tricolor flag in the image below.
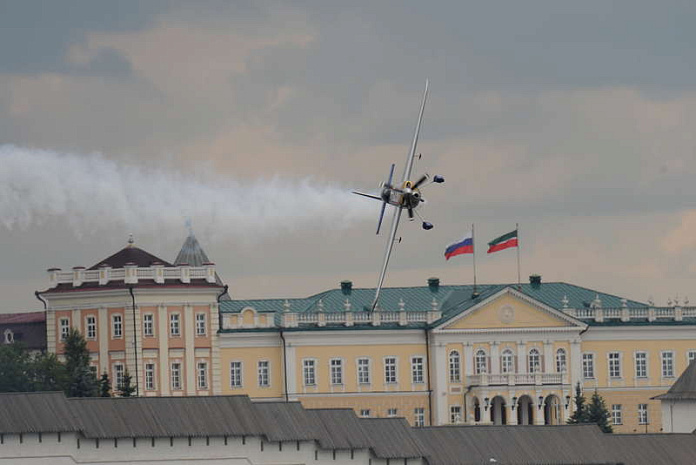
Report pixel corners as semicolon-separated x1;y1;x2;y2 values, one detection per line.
444;233;474;260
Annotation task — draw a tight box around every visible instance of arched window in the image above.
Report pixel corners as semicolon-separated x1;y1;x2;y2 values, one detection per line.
501;349;514;373
475;349;488;374
3;329;13;344
528;348;541;373
449;351;461;382
556;348;567;372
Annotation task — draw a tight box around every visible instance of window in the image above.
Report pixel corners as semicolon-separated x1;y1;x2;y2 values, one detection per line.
89;365;97;377
387;408;398;417
414;408;425;427
171;362;182;390
609;352;622;378
258;360;270;387
411;357;424;384
475;349;487;375
197;362;208;389
582;353;595;379
357;358;371;384
145;363;156;390
114;363;124;390
303;359;316;386
501;349;514;374
449;405;462;424
638;404;649;425
611;404;622;425
3;329;13;344
384;357;397;384
112;314;122;339
330;359;343;385
143;314;154;337
449;351;461;382
528;348;541;373
170;313;180;337
86;316;96;340
556;348;567;372
688;350;696;365
195;313;206;336
661;352;674;377
635;352;648;378
59;318;70;341
230;361;242;388
359;409;371;418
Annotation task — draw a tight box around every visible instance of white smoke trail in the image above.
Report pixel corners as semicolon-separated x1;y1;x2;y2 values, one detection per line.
0;145;375;240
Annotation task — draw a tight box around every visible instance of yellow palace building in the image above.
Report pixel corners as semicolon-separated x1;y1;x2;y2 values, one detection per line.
39;234;696;433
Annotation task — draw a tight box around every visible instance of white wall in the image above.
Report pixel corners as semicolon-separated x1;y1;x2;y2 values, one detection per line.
661;400;696;433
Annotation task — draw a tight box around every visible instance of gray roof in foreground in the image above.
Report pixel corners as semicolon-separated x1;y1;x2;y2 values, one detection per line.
653;360;696;400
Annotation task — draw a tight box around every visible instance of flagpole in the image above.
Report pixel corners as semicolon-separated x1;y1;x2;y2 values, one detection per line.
472;223;478;297
516;223;521;289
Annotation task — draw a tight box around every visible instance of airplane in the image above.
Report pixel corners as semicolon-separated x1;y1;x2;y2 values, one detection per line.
352;80;444;310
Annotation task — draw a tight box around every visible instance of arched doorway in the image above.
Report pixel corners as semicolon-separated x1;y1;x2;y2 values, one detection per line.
490;396;507;425
472;396;481;423
517;395;534;425
544;395;562;425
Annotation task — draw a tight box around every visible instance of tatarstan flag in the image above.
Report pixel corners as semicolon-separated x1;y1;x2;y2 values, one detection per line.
487;229;518;254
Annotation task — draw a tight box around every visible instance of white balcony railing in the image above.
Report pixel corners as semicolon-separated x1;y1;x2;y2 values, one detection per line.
566;306;695;323
48;263;218;287
466;372;565;386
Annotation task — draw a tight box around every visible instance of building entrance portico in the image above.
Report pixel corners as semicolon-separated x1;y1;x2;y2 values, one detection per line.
516;394;535;425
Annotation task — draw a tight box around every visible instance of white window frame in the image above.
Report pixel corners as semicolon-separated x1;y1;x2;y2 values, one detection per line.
474;349;488;375
411;356;425;384
111;314;122;339
384;356;398;384
414;407;425;427
143;313;154;337
687;350;696;365
195;313;207;336
528;348;541;373
59;318;70;341
501;349;514;374
113;363;125;390
661;351;675;378
171;362;182;390
3;329;13;344
359;409;371;418
303;358;317;386
197;361;208;389
169;313;181;337
635;351;648;378
449;350;461;382
85;316;97;340
257;360;270;387
582;353;595;379
555;348;567;373
357;357;371;385
449;405;462;424
230;361;243;388
144;363;156;391
608;352;622;379
330;358;344;386
387;408;398;417
638;404;649;425
611;404;622;425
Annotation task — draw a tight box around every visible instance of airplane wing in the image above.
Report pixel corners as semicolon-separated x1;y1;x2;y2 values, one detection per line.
401;79;429;184
371;206;403;310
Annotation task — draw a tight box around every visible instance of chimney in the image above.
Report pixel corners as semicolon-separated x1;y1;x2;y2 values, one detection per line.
340;280;352;295
428;277;440;291
529;274;542;289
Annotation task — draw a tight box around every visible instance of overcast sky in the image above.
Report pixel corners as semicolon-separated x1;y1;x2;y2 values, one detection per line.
2;0;696;312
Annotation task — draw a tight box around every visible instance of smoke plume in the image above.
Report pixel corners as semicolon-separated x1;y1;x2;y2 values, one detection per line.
0;145;374;241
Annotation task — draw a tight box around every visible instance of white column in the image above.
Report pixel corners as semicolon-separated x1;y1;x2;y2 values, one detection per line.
534;390;545;424
158;305;170;396
517;342;527;374
98;307;109;374
570;338;582;388
71;309;81;331
543;340;553;373
464;342;474;377
431;341;448;425
490;342;500;375
285;343;297;399
210;303;222;395
184;304;196;395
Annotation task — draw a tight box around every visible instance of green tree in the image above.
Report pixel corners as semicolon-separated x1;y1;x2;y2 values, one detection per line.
63;328;98;397
30;352;68;392
99;371;112;397
119;370;136;397
566;382;589;424
0;343;33;392
587;390;613;433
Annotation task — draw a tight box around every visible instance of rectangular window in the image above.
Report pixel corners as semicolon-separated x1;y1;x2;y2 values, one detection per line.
59;318;70;341
112;314;122;339
582;353;595;379
230;361;242;388
330;359;343;385
197;362;208;389
89;365;98;377
357;358;370;385
359;409;371;418
661;352;674;377
86;316;96;340
143;314;154;337
611;404;622;425
384;357;397;384
635;352;648;378
609;352;621;378
195;313;206;336
171;363;182;390
449;352;461;382
145;363;155;390
449;405;462;424
303;359;316;386
258;360;270;387
414;408;425;427
170;314;181;337
638;404;649;425
411;357;424;384
114;364;124;390
387;408;398;417
688;350;696;365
